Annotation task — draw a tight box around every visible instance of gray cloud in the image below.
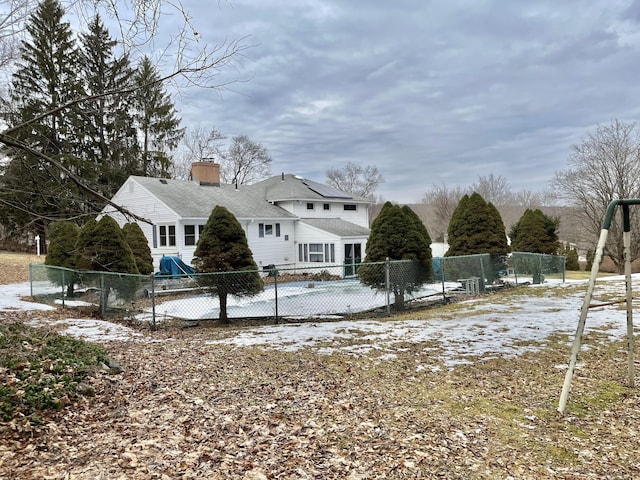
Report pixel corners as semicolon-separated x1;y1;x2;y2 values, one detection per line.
170;0;640;202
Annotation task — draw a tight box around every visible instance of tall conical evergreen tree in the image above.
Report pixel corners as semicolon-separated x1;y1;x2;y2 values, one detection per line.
131;56;184;178
123;222;153;275
0;0;85;242
510;209;560;254
45;220;80;296
76;216;138;274
76;216;140;306
193;206;263;323
564;245;580;271
401;205;434;279
359;202;433;310
79;15;138;196
446;193;509;256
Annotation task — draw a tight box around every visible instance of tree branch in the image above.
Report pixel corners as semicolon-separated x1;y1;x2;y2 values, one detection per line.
0;132;153;225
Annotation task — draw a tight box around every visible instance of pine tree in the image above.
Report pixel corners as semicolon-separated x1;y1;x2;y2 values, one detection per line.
446;193;509;256
193;205;263;323
76;216;139;307
401;205;434;279
0;0;85;242
123;222;153;275
565;245;580;271
359;202;433;310
45;221;80;296
510;209;560;254
79;15;138;197
585;249;595;271
445;193;509;285
131;56;184;177
76;216;138;273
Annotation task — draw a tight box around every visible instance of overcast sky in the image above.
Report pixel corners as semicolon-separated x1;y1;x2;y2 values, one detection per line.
165;0;640;203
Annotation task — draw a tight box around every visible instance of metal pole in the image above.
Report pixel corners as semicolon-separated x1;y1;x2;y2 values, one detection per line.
385;257;390;315
100;273;106;317
151;274;156;331
440;259;446;304
558;228;609;413
623;205;635;388
62;268;65;308
274;271;279;323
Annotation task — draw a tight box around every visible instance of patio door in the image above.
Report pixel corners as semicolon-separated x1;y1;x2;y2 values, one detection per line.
344;243;362;277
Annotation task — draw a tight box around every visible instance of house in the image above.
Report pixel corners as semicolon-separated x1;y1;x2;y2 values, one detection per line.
103;162;372;276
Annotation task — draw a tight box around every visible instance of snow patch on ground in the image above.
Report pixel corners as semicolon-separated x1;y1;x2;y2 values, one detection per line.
4;275;639;367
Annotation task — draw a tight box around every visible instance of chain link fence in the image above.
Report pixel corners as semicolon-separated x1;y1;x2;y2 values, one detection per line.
29;252;565;325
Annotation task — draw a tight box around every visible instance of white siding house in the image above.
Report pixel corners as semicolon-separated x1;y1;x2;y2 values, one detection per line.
103;163;372;276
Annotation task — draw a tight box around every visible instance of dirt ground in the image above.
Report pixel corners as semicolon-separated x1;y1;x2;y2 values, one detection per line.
0;251;44;285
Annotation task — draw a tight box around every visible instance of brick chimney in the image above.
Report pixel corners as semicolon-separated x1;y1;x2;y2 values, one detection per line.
191;161;220;186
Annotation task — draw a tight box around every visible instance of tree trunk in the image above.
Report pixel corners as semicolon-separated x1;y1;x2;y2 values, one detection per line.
393;286;406;311
219;290;229;323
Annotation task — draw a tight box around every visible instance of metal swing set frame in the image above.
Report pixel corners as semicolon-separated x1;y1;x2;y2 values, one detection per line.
559;198;640;413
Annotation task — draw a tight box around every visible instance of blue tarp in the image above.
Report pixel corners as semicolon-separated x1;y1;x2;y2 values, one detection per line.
157;256;195;276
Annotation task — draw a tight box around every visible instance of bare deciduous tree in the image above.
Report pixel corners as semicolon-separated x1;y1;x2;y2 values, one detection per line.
552;118;640;272
421;184;467;242
471;174;513;206
220;135;272;185
172;125;226;180
326;162;384;199
511;189;544;208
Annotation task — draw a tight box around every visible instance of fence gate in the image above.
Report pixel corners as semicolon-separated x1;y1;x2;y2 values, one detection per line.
558;198;640;413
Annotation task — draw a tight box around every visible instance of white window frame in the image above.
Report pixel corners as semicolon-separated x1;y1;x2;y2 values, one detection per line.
298;242;335;263
158;224;176;247
259;223;281;238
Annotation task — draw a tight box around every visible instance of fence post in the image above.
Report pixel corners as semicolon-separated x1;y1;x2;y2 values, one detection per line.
274;272;279;323
440;258;446;304
100;273;105;317
151;274;156;331
61;268;66;308
385;257;391;315
539;255;543;283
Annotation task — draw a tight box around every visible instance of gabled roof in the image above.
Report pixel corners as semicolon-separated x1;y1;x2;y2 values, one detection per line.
251;174;372;203
129;176;296;220
300;218;370;237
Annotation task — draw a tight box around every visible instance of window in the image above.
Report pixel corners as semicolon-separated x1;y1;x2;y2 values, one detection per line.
298;243;335;263
259;223;281;238
344;204;357;211
307;203;314;210
159;225;176;247
184;224;204;246
323;203;330;211
184;225;196;246
309;243;323;262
